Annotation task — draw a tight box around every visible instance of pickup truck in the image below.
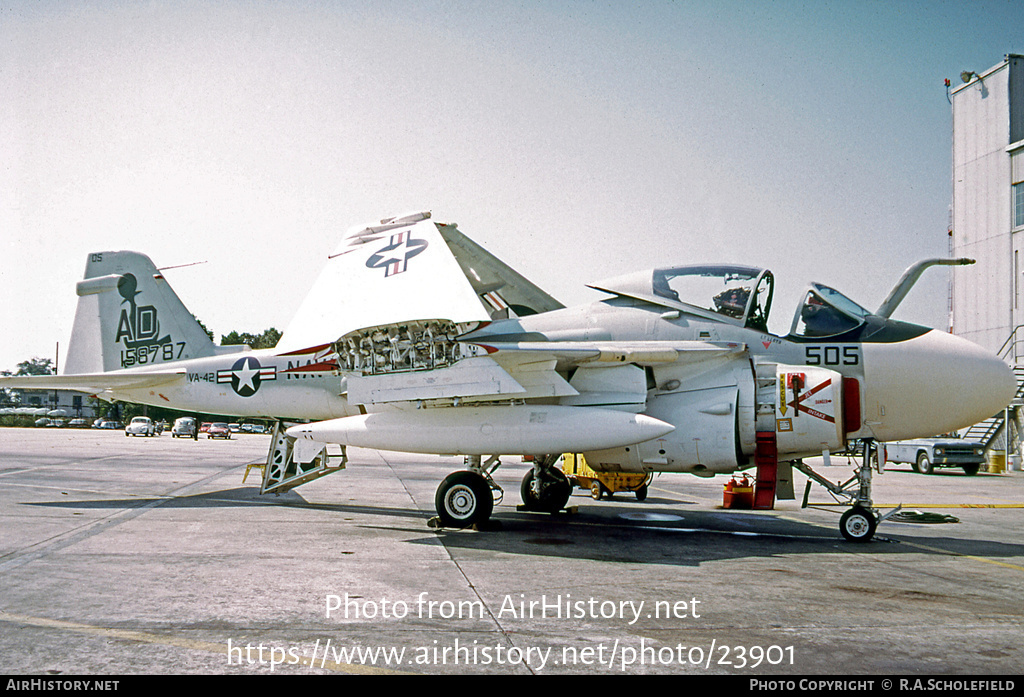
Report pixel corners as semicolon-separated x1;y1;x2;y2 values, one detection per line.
881;437;985;475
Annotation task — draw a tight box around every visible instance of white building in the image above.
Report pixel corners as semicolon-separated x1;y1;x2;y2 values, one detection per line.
950;54;1024;359
950;54;1024;457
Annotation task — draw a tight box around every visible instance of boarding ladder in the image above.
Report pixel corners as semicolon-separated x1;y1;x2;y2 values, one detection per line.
258;421;348;494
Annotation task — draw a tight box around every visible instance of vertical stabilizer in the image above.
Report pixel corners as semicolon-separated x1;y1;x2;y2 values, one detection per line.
63;252;218;374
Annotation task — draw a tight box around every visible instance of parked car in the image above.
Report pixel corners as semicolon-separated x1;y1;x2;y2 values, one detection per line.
67;418;89;428
171;417;196;438
207;422;231;439
881;437;986;475
125;416;157;437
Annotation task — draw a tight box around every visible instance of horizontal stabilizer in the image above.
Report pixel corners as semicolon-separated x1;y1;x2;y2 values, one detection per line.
0;370;185;395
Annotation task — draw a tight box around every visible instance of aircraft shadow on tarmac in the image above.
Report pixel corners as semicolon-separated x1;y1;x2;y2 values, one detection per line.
25;486;1024;568
25;485;429;521
408;508;1024;567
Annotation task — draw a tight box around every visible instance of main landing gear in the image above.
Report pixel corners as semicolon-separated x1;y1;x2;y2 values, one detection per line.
792;439;900;542
432;454;573;529
433;455;503;529
520;455;572;514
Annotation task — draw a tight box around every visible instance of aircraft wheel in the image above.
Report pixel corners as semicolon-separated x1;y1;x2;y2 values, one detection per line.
916;453;934;475
435;471;493;529
521;468;572;513
635;484;648;501
590;480;603;500
839;506;876;542
962;464;980;476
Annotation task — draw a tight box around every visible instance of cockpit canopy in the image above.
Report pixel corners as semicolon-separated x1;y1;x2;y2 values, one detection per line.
789;283;873;338
650;265;773;330
590;265;773;328
590;264;929;343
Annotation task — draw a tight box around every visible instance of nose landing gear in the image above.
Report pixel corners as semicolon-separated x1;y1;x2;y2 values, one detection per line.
793;440;901;542
839;506;877;542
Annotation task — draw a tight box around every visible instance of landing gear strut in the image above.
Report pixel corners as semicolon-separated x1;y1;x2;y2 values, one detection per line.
793;439;900;542
432;455;503;529
520;455;572;513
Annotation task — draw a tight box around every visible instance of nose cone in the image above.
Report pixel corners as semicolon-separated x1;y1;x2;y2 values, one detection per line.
862;330;1017;441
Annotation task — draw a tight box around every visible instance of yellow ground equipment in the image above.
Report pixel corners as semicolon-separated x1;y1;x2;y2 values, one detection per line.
562;453;652;500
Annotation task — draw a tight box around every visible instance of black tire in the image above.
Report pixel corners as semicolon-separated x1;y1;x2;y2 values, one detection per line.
962;463;980;476
590;480;603;500
840;506;877;542
635;484;648;501
521;468;572;513
916;452;934;475
435;471;493;529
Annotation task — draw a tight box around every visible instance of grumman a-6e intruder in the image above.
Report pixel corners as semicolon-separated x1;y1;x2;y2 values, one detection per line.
4;212;1015;541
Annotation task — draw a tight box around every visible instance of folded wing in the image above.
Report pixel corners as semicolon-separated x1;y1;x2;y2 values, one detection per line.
277;212;563;354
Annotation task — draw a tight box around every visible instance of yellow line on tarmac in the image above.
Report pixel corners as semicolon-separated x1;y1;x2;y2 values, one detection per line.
0;611;410;675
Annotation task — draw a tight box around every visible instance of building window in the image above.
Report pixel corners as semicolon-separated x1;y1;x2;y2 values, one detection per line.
1016;182;1024;229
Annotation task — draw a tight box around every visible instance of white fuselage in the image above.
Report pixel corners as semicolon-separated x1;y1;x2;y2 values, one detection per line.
103;295;1015;477
103;349;355;421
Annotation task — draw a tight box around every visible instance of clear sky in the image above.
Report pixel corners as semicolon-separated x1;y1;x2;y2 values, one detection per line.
2;0;1023;372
